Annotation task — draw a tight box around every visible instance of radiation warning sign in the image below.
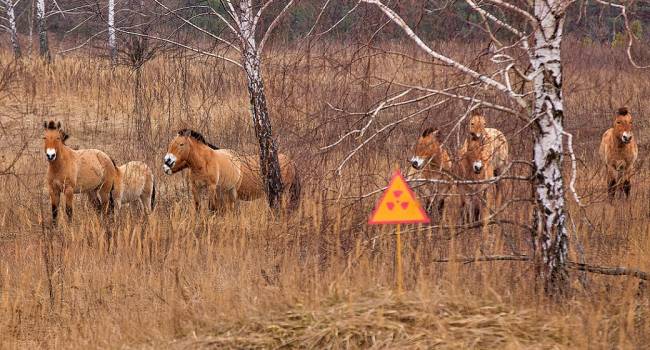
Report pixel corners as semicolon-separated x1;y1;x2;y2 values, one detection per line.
368;170;430;225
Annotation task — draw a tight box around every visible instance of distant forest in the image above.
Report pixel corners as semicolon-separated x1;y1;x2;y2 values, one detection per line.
3;0;650;50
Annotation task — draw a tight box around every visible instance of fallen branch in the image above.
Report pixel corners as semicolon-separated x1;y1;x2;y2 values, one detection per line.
432;255;530;264
568;262;649;281
431;255;650;281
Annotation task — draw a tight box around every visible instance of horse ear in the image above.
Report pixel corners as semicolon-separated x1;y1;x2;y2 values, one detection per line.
62;132;69;142
618;107;629;116
43;121;47;129
56;121;61;129
422;127;438;138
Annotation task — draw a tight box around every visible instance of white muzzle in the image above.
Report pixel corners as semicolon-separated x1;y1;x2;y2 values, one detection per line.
621;132;632;144
410;156;425;170
46;148;56;162
162;153;176;175
473;160;483;174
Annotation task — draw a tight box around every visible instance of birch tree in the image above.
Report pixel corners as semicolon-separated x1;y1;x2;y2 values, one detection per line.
349;0;573;295
1;0;21;58
108;0;116;63
118;0;302;209
36;0;49;61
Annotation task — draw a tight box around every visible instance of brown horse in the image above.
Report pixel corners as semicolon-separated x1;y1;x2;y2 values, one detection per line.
114;161;156;213
162;129;300;211
599;107;638;199
409;127;453;217
457;137;494;223
459;114;509;208
43;121;117;223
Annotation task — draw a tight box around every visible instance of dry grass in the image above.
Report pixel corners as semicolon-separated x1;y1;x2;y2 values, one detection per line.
0;39;649;349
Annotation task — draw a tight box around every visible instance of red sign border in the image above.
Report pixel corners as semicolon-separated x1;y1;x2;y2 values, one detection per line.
368;169;431;225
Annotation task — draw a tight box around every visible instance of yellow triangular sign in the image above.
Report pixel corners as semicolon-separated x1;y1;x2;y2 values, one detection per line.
369;169;430;225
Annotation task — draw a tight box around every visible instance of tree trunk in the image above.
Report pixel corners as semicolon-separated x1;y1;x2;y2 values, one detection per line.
108;0;116;64
531;0;569;296
238;1;284;209
4;0;21;58
36;0;49;61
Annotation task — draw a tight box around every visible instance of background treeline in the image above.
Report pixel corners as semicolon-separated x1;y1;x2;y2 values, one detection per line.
3;0;650;53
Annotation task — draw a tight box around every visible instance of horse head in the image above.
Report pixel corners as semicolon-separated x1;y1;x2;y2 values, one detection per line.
613;107;633;145
468;114;487;141
162;132;192;175
462;137;487;177
42;120;68;162
410;127;442;170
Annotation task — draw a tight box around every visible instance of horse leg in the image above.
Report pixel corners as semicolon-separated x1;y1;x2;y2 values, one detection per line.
623;179;632;199
49;186;61;225
64;185;74;220
139;194;150;214
191;182;201;212
607;178;617;200
97;181;113;215
87;192;100;211
227;187;238;212
208;185;221;212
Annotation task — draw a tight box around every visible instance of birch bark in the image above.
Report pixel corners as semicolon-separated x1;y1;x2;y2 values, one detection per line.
236;0;284;209
108;0;116;63
36;0;49;61
4;0;21;58
530;0;570;295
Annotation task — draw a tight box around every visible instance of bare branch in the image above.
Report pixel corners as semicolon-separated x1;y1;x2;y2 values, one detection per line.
259;0;295;53
114;28;243;68
333;99;450;174
569;262;649;280
594;0;650;69
321;89;413;150
361;0;529;110
431;255;650;281
152;0;241;51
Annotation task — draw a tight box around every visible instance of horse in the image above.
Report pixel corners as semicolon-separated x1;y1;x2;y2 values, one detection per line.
43;121;117;223
408;127;453;218
459;114;509;207
456;137;495;223
114;161;156;213
599;107;638;199
162;129;300;211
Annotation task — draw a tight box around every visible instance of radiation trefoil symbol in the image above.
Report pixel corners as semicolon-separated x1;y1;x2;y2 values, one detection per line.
368;170;430;225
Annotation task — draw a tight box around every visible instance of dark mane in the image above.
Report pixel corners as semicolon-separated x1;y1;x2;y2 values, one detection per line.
421;127;438;138
44;120;69;144
45;120;59;130
178;129;219;150
618;107;629;116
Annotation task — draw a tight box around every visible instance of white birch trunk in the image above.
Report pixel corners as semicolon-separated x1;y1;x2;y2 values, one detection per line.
237;0;284;208
108;0;116;63
36;0;49;61
530;0;569;295
4;0;21;58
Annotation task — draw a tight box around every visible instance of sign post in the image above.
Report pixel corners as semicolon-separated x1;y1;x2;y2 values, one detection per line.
368;169;430;293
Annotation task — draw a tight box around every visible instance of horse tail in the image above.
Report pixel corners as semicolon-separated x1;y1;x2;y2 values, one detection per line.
109;157;118;214
288;163;301;210
151;180;156;210
108;183;115;213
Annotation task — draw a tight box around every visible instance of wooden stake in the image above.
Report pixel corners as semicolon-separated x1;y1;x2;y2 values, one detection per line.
396;223;403;294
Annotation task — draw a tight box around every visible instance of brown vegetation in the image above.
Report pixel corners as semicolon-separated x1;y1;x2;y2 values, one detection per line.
1;40;650;348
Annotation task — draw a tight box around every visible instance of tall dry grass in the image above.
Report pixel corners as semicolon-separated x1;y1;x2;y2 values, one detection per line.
0;39;649;348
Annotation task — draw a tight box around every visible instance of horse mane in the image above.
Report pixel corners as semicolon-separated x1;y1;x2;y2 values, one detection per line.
618;107;629;116
421;127;438;138
44;120;70;144
178;129;219;150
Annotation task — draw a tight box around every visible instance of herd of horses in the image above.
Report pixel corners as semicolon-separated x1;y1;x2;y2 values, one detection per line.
408;107;637;221
42;106;637;224
42;121;299;223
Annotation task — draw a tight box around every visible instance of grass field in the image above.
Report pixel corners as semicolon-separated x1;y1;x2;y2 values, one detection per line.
1;39;650;348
